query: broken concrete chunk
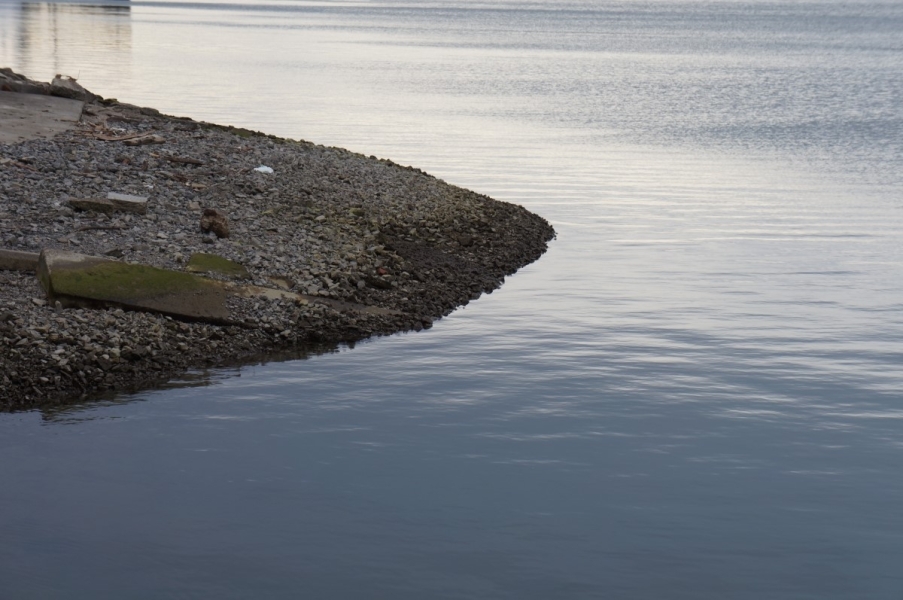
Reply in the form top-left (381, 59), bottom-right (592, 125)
top-left (106, 192), bottom-right (149, 214)
top-left (69, 198), bottom-right (116, 214)
top-left (50, 75), bottom-right (97, 102)
top-left (186, 253), bottom-right (250, 279)
top-left (0, 249), bottom-right (40, 271)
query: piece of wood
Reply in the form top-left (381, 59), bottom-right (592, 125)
top-left (165, 155), bottom-right (205, 166)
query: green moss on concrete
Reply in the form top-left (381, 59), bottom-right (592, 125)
top-left (185, 253), bottom-right (250, 279)
top-left (52, 261), bottom-right (214, 302)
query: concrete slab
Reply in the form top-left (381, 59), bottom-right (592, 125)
top-left (0, 249), bottom-right (40, 271)
top-left (0, 91), bottom-right (84, 144)
top-left (37, 249), bottom-right (402, 325)
top-left (38, 249), bottom-right (233, 323)
top-left (106, 192), bottom-right (149, 214)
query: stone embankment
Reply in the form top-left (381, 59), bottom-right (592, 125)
top-left (0, 69), bottom-right (554, 409)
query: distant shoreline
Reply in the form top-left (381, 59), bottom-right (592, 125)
top-left (0, 69), bottom-right (555, 409)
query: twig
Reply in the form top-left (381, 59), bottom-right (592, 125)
top-left (75, 225), bottom-right (126, 232)
top-left (165, 155), bottom-right (205, 166)
top-left (95, 131), bottom-right (155, 142)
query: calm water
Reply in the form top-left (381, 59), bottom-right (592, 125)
top-left (2, 0), bottom-right (903, 597)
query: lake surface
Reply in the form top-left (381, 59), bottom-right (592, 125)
top-left (2, 0), bottom-right (903, 597)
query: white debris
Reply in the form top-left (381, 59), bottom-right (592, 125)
top-left (254, 165), bottom-right (274, 174)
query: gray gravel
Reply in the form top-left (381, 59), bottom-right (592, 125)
top-left (0, 80), bottom-right (554, 409)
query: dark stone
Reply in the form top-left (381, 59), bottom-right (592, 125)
top-left (200, 208), bottom-right (230, 239)
top-left (69, 198), bottom-right (116, 214)
top-left (366, 276), bottom-right (392, 290)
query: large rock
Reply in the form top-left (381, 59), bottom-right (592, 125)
top-left (200, 208), bottom-right (230, 238)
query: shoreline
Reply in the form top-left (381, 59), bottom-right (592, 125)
top-left (0, 71), bottom-right (555, 409)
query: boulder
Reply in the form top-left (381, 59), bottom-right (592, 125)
top-left (200, 208), bottom-right (230, 238)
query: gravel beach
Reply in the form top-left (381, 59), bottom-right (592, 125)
top-left (0, 71), bottom-right (554, 409)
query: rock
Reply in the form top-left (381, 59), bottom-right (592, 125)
top-left (69, 198), bottom-right (116, 214)
top-left (50, 75), bottom-right (97, 102)
top-left (200, 208), bottom-right (230, 239)
top-left (0, 68), bottom-right (50, 94)
top-left (458, 234), bottom-right (474, 247)
top-left (366, 276), bottom-right (392, 290)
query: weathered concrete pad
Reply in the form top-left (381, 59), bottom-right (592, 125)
top-left (0, 249), bottom-right (39, 271)
top-left (0, 91), bottom-right (83, 144)
top-left (186, 253), bottom-right (250, 279)
top-left (38, 249), bottom-right (232, 323)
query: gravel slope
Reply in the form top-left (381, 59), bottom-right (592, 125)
top-left (0, 76), bottom-right (555, 409)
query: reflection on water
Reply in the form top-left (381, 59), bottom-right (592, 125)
top-left (0, 1), bottom-right (130, 82)
top-left (36, 340), bottom-right (347, 422)
top-left (2, 0), bottom-right (903, 597)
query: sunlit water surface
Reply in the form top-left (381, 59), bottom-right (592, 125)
top-left (2, 0), bottom-right (903, 597)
